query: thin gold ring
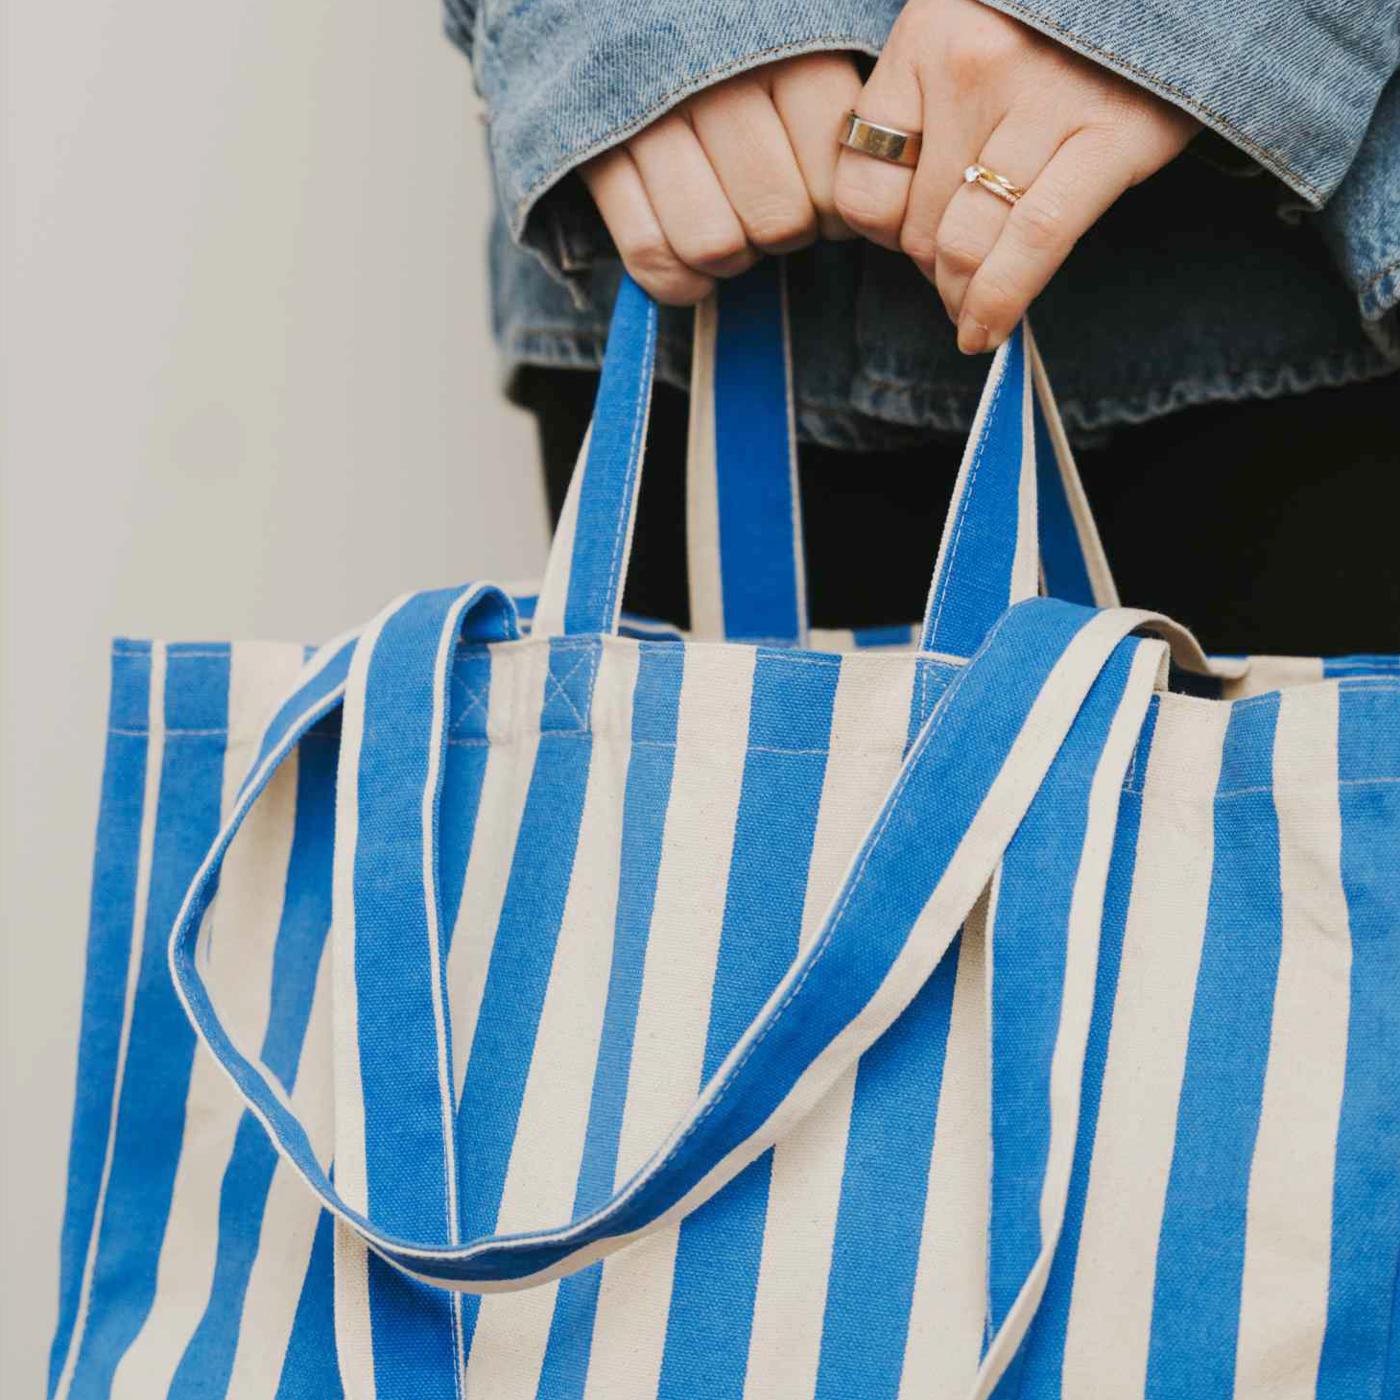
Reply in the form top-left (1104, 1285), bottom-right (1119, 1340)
top-left (840, 111), bottom-right (922, 169)
top-left (963, 162), bottom-right (1025, 206)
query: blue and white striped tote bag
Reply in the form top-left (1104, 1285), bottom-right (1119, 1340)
top-left (50, 263), bottom-right (1400, 1400)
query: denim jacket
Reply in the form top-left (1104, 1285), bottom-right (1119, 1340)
top-left (448, 0), bottom-right (1400, 445)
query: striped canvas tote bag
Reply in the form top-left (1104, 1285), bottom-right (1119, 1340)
top-left (50, 263), bottom-right (1400, 1400)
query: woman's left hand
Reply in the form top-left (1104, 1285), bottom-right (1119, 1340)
top-left (834, 0), bottom-right (1200, 353)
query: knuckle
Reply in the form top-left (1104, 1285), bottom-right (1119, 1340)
top-left (1011, 193), bottom-right (1067, 253)
top-left (619, 232), bottom-right (680, 280)
top-left (898, 221), bottom-right (939, 268)
top-left (676, 227), bottom-right (752, 274)
top-left (935, 230), bottom-right (984, 277)
top-left (966, 272), bottom-right (1019, 325)
top-left (832, 177), bottom-right (899, 238)
top-left (744, 201), bottom-right (817, 253)
top-left (649, 268), bottom-right (715, 305)
top-left (944, 25), bottom-right (1026, 91)
top-left (618, 238), bottom-right (710, 305)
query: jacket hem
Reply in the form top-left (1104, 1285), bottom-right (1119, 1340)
top-left (497, 323), bottom-right (1398, 449)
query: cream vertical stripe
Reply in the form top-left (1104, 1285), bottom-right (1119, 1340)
top-left (1010, 352), bottom-right (1040, 608)
top-left (582, 644), bottom-right (757, 1400)
top-left (897, 890), bottom-right (989, 1400)
top-left (110, 644), bottom-right (305, 1399)
top-left (1060, 696), bottom-right (1230, 1399)
top-left (1222, 655), bottom-right (1325, 700)
top-left (1234, 683), bottom-right (1351, 1399)
top-left (224, 944), bottom-right (336, 1400)
top-left (465, 644), bottom-right (640, 1399)
top-left (449, 641), bottom-right (552, 1100)
top-left (745, 655), bottom-right (915, 1400)
top-left (685, 296), bottom-right (724, 641)
top-left (52, 641), bottom-right (168, 1400)
top-left (332, 1223), bottom-right (375, 1400)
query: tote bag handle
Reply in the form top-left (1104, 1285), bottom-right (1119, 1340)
top-left (686, 268), bottom-right (1121, 640)
top-left (171, 587), bottom-right (1167, 1400)
top-left (168, 277), bottom-right (1213, 1392)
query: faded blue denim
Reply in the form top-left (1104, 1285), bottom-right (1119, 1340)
top-left (447, 0), bottom-right (1399, 444)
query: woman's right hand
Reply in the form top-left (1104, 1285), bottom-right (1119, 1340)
top-left (580, 53), bottom-right (863, 306)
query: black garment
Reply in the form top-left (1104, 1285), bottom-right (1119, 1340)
top-left (519, 366), bottom-right (1400, 657)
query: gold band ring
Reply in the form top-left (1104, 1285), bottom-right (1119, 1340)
top-left (840, 111), bottom-right (922, 168)
top-left (963, 163), bottom-right (1025, 206)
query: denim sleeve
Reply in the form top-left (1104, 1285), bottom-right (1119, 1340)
top-left (443, 0), bottom-right (480, 59)
top-left (465, 1), bottom-right (902, 275)
top-left (974, 0), bottom-right (1400, 208)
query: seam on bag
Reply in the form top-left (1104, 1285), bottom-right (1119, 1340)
top-left (544, 650), bottom-right (595, 731)
top-left (449, 680), bottom-right (490, 737)
top-left (110, 726), bottom-right (227, 738)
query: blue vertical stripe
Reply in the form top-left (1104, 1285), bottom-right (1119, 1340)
top-left (1016, 699), bottom-right (1157, 1397)
top-left (67, 644), bottom-right (231, 1400)
top-left (168, 725), bottom-right (338, 1399)
top-left (49, 644), bottom-right (153, 1396)
top-left (986, 641), bottom-right (1145, 1390)
top-left (536, 644), bottom-right (685, 1400)
top-left (713, 262), bottom-right (803, 646)
top-left (274, 1210), bottom-right (343, 1399)
top-left (1032, 397), bottom-right (1095, 607)
top-left (813, 946), bottom-right (959, 1400)
top-left (657, 650), bottom-right (840, 1400)
top-left (1144, 695), bottom-right (1282, 1397)
top-left (920, 331), bottom-right (1027, 658)
top-left (563, 277), bottom-right (655, 638)
top-left (1317, 683), bottom-right (1400, 1400)
top-left (354, 592), bottom-right (483, 1400)
top-left (852, 623), bottom-right (916, 649)
top-left (455, 637), bottom-right (601, 1359)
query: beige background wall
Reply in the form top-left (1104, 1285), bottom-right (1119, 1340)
top-left (0, 1), bottom-right (544, 1390)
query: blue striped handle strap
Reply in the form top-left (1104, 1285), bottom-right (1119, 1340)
top-left (533, 264), bottom-right (807, 648)
top-left (686, 259), bottom-right (807, 646)
top-left (170, 589), bottom-right (1178, 1395)
top-left (536, 266), bottom-right (1127, 660)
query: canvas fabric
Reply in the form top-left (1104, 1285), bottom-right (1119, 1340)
top-left (50, 265), bottom-right (1400, 1400)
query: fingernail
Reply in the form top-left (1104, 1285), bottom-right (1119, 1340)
top-left (958, 317), bottom-right (989, 355)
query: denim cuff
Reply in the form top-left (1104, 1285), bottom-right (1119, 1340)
top-left (469, 0), bottom-right (903, 281)
top-left (1320, 71), bottom-right (1400, 348)
top-left (973, 0), bottom-right (1400, 208)
top-left (443, 0), bottom-right (480, 61)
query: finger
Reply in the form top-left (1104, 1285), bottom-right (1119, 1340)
top-left (960, 126), bottom-right (1133, 352)
top-left (628, 111), bottom-right (757, 279)
top-left (932, 112), bottom-right (1069, 325)
top-left (769, 53), bottom-right (864, 240)
top-left (580, 149), bottom-right (715, 305)
top-left (688, 73), bottom-right (817, 254)
top-left (895, 59), bottom-right (1003, 290)
top-left (832, 46), bottom-right (923, 248)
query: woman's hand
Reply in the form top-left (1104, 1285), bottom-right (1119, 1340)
top-left (580, 53), bottom-right (863, 306)
top-left (833, 0), bottom-right (1199, 352)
